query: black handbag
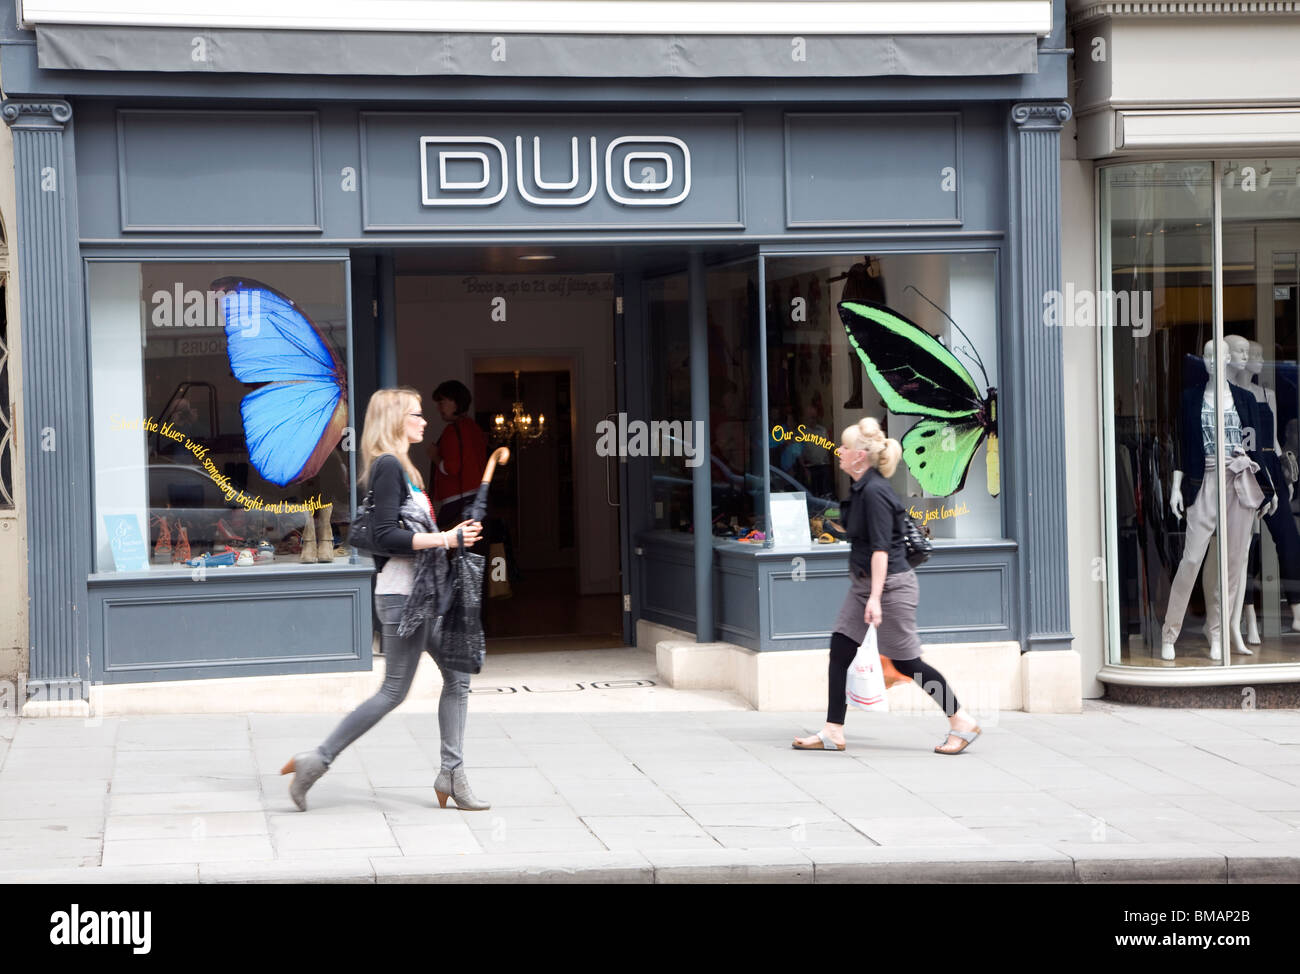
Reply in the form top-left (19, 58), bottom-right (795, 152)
top-left (898, 507), bottom-right (933, 568)
top-left (430, 529), bottom-right (486, 675)
top-left (345, 486), bottom-right (382, 554)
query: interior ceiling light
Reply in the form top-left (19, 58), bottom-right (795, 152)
top-left (1223, 163), bottom-right (1237, 189)
top-left (1261, 163), bottom-right (1273, 189)
top-left (518, 254), bottom-right (557, 261)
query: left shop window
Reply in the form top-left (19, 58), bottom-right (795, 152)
top-left (89, 261), bottom-right (351, 573)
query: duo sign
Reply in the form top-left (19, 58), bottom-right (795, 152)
top-left (420, 134), bottom-right (692, 208)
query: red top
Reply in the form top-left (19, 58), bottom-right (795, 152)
top-left (433, 415), bottom-right (488, 505)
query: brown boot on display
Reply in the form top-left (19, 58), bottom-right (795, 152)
top-left (300, 509), bottom-right (317, 564)
top-left (314, 503), bottom-right (334, 563)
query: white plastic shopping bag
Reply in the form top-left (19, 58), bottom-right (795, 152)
top-left (846, 626), bottom-right (890, 712)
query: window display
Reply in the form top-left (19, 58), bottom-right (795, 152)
top-left (89, 260), bottom-right (352, 573)
top-left (766, 252), bottom-right (1001, 546)
top-left (1103, 159), bottom-right (1300, 667)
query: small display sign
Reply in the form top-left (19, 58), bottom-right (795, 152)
top-left (103, 513), bottom-right (149, 572)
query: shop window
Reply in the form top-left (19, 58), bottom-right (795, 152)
top-left (1102, 159), bottom-right (1300, 669)
top-left (765, 252), bottom-right (1001, 545)
top-left (88, 261), bottom-right (352, 573)
top-left (647, 273), bottom-right (691, 532)
top-left (706, 259), bottom-right (763, 539)
top-left (0, 281), bottom-right (12, 509)
top-left (646, 262), bottom-right (763, 539)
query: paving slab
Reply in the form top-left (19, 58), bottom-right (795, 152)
top-left (474, 826), bottom-right (606, 854)
top-left (543, 776), bottom-right (682, 817)
top-left (581, 815), bottom-right (719, 850)
top-left (105, 811), bottom-right (268, 843)
top-left (107, 790), bottom-right (265, 817)
top-left (101, 834), bottom-right (275, 867)
top-left (847, 816), bottom-right (991, 846)
top-left (390, 824), bottom-right (484, 856)
top-left (703, 821), bottom-right (873, 849)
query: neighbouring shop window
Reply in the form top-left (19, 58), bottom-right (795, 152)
top-left (765, 252), bottom-right (1001, 545)
top-left (1103, 159), bottom-right (1300, 669)
top-left (0, 281), bottom-right (12, 509)
top-left (88, 261), bottom-right (351, 573)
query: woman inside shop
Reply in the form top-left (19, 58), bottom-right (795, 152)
top-left (280, 387), bottom-right (488, 811)
top-left (793, 416), bottom-right (982, 754)
top-left (426, 379), bottom-right (488, 528)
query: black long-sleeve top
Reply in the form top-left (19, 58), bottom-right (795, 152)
top-left (367, 454), bottom-right (423, 572)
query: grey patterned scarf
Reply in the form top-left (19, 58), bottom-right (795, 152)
top-left (396, 484), bottom-right (452, 638)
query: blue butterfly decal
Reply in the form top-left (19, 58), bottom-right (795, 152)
top-left (213, 277), bottom-right (348, 487)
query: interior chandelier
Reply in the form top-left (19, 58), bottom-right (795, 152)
top-left (491, 370), bottom-right (547, 445)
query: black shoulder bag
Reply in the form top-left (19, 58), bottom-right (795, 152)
top-left (897, 504), bottom-right (933, 568)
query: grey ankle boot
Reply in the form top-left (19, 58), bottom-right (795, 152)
top-left (281, 749), bottom-right (328, 811)
top-left (434, 766), bottom-right (490, 811)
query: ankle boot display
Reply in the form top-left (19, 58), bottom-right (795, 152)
top-left (171, 520), bottom-right (191, 564)
top-left (314, 503), bottom-right (334, 563)
top-left (300, 509), bottom-right (317, 564)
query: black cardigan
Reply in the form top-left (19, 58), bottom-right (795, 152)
top-left (366, 454), bottom-right (423, 572)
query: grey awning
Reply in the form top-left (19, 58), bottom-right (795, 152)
top-left (36, 26), bottom-right (1038, 77)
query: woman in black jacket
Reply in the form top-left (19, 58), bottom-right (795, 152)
top-left (281, 387), bottom-right (486, 811)
top-left (794, 416), bottom-right (981, 754)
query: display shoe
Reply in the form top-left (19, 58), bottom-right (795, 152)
top-left (171, 520), bottom-right (191, 564)
top-left (434, 766), bottom-right (491, 811)
top-left (280, 749), bottom-right (328, 812)
top-left (254, 541), bottom-right (276, 564)
top-left (299, 509), bottom-right (317, 564)
top-left (235, 548), bottom-right (255, 567)
top-left (151, 515), bottom-right (172, 563)
top-left (314, 503), bottom-right (334, 563)
top-left (216, 518), bottom-right (246, 546)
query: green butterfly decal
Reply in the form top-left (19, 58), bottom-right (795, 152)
top-left (837, 297), bottom-right (999, 498)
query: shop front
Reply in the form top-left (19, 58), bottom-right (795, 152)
top-left (2, 0), bottom-right (1080, 711)
top-left (1069, 3), bottom-right (1300, 702)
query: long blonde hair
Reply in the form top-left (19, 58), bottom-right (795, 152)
top-left (360, 387), bottom-right (425, 488)
top-left (842, 416), bottom-right (902, 478)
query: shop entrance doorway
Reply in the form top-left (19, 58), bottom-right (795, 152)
top-left (376, 250), bottom-right (625, 651)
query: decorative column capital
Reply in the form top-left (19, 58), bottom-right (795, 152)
top-left (2, 100), bottom-right (72, 131)
top-left (1011, 101), bottom-right (1072, 131)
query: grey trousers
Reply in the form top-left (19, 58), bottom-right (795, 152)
top-left (1162, 462), bottom-right (1258, 646)
top-left (318, 593), bottom-right (471, 772)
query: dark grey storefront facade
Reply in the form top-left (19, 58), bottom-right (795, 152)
top-left (1, 2), bottom-right (1075, 699)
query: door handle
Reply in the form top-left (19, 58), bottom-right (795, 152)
top-left (604, 411), bottom-right (620, 508)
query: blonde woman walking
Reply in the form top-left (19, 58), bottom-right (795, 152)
top-left (793, 417), bottom-right (981, 754)
top-left (281, 387), bottom-right (487, 810)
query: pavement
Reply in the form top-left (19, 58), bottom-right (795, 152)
top-left (2, 697), bottom-right (1300, 883)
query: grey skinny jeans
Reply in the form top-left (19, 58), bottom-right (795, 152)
top-left (318, 593), bottom-right (471, 772)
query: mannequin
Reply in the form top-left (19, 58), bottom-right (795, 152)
top-left (1240, 339), bottom-right (1300, 636)
top-left (1162, 339), bottom-right (1275, 661)
top-left (1200, 336), bottom-right (1270, 654)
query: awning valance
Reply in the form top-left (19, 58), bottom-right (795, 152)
top-left (35, 26), bottom-right (1039, 77)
